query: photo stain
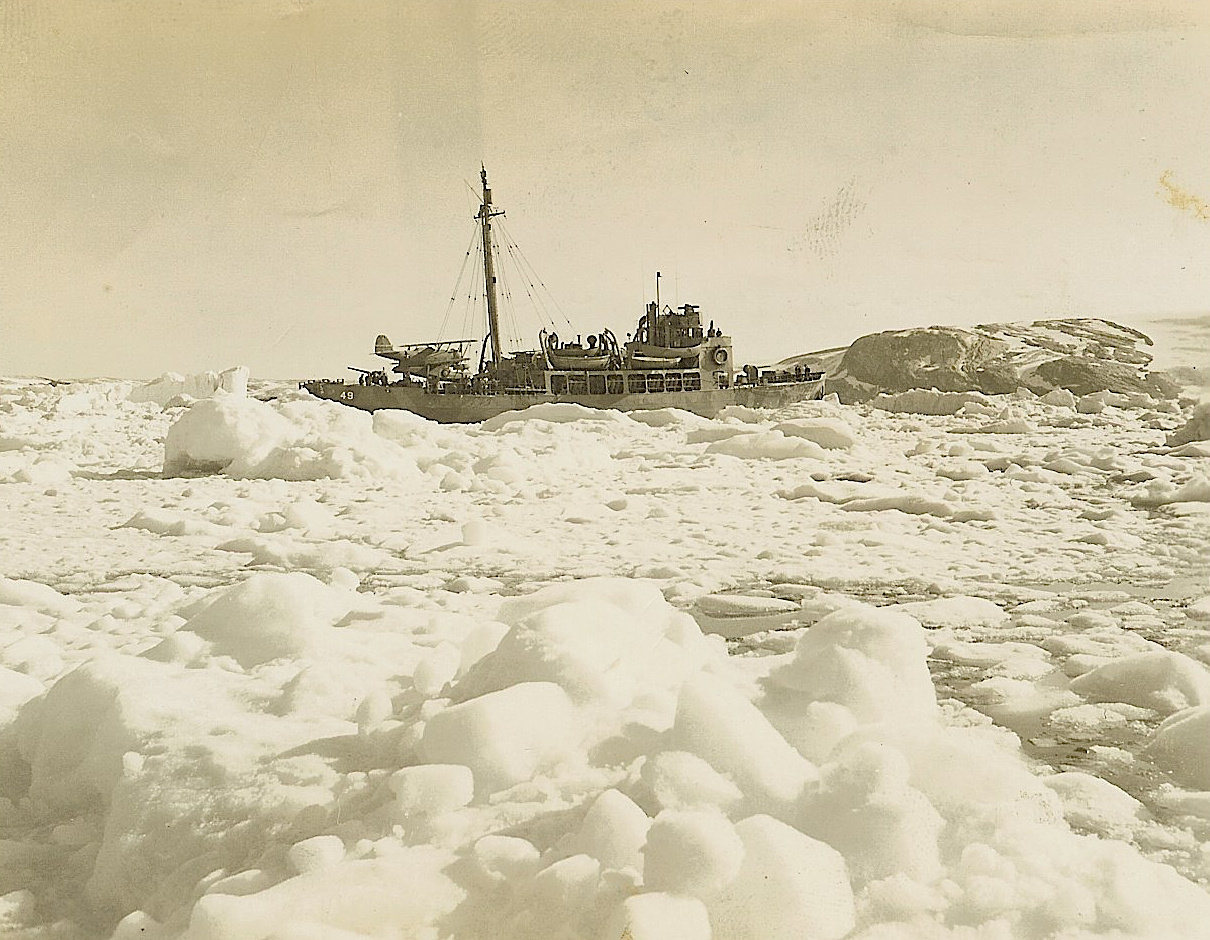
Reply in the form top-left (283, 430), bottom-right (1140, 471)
top-left (1159, 170), bottom-right (1210, 222)
top-left (796, 176), bottom-right (867, 264)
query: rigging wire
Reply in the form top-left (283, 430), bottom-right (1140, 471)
top-left (498, 232), bottom-right (553, 331)
top-left (461, 238), bottom-right (484, 343)
top-left (433, 212), bottom-right (584, 357)
top-left (490, 239), bottom-right (526, 351)
top-left (495, 219), bottom-right (576, 334)
top-left (436, 224), bottom-right (483, 341)
top-left (463, 178), bottom-right (483, 212)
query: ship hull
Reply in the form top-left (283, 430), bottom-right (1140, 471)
top-left (302, 377), bottom-right (826, 423)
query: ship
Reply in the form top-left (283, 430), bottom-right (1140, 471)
top-left (301, 169), bottom-right (826, 423)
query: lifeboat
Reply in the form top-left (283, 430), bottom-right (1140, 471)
top-left (543, 330), bottom-right (616, 371)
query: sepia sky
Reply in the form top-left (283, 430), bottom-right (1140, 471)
top-left (2, 0), bottom-right (1208, 378)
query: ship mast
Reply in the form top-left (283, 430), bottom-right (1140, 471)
top-left (478, 166), bottom-right (504, 365)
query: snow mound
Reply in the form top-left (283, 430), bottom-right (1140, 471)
top-left (1129, 473), bottom-right (1210, 507)
top-left (633, 751), bottom-right (744, 814)
top-left (0, 577), bottom-right (80, 615)
top-left (641, 807), bottom-right (742, 895)
top-left (481, 402), bottom-right (635, 430)
top-left (0, 454), bottom-right (77, 485)
top-left (163, 396), bottom-right (424, 480)
top-left (895, 595), bottom-right (1010, 629)
top-left (669, 675), bottom-right (817, 816)
top-left (765, 604), bottom-right (938, 730)
top-left (716, 404), bottom-right (765, 423)
top-left (452, 578), bottom-right (716, 713)
top-left (1042, 387), bottom-right (1078, 409)
top-left (604, 892), bottom-right (711, 940)
top-left (180, 572), bottom-right (355, 667)
top-left (800, 739), bottom-right (946, 883)
top-left (1168, 401), bottom-right (1210, 447)
top-left (773, 417), bottom-right (857, 449)
top-left (129, 366), bottom-right (249, 406)
top-left (1146, 706), bottom-right (1210, 789)
top-left (565, 788), bottom-right (650, 870)
top-left (710, 814), bottom-right (854, 940)
top-left (1042, 770), bottom-right (1146, 838)
top-left (627, 408), bottom-right (713, 429)
top-left (422, 681), bottom-right (579, 794)
top-left (174, 850), bottom-right (462, 940)
top-left (839, 492), bottom-right (956, 517)
top-left (704, 430), bottom-right (826, 460)
top-left (871, 389), bottom-right (990, 415)
top-left (1069, 650), bottom-right (1210, 714)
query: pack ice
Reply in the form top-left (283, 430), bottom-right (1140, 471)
top-left (1, 362), bottom-right (1209, 940)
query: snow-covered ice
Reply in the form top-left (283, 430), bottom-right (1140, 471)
top-left (1, 371), bottom-right (1209, 939)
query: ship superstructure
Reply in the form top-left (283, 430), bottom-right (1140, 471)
top-left (303, 169), bottom-right (825, 422)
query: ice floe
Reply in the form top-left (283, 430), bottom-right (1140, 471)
top-left (0, 370), bottom-right (1208, 939)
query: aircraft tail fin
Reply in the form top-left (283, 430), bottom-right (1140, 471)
top-left (374, 334), bottom-right (394, 355)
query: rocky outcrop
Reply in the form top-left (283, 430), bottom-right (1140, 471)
top-left (838, 327), bottom-right (1015, 396)
top-left (784, 319), bottom-right (1179, 404)
top-left (1033, 356), bottom-right (1175, 398)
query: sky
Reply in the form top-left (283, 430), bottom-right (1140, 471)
top-left (2, 0), bottom-right (1208, 378)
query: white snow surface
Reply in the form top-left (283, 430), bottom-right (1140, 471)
top-left (1, 374), bottom-right (1209, 939)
